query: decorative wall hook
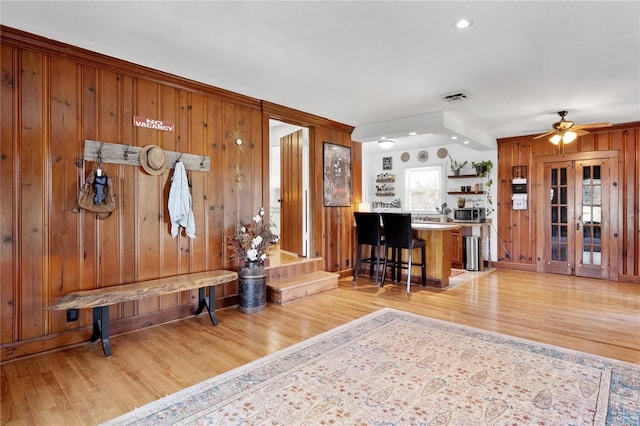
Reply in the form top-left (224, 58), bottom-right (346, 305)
top-left (83, 140), bottom-right (211, 172)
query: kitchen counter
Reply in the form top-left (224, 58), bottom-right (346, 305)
top-left (411, 221), bottom-right (491, 272)
top-left (409, 224), bottom-right (460, 288)
top-left (410, 222), bottom-right (461, 231)
top-left (354, 219), bottom-right (476, 289)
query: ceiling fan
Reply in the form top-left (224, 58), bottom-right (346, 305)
top-left (533, 111), bottom-right (611, 145)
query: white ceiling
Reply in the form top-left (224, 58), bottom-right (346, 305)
top-left (2, 1), bottom-right (638, 152)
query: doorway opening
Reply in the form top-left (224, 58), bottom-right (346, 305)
top-left (269, 119), bottom-right (310, 257)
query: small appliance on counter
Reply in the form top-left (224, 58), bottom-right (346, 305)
top-left (454, 207), bottom-right (486, 223)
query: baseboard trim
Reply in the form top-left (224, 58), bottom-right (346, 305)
top-left (493, 261), bottom-right (536, 272)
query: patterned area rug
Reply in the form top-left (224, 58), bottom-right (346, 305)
top-left (105, 308), bottom-right (639, 425)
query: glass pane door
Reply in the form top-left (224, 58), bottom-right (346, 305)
top-left (581, 165), bottom-right (601, 265)
top-left (550, 167), bottom-right (568, 262)
top-left (543, 159), bottom-right (609, 279)
top-left (576, 160), bottom-right (609, 279)
top-left (544, 162), bottom-right (574, 275)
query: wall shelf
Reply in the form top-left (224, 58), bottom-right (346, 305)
top-left (448, 191), bottom-right (486, 195)
top-left (375, 193), bottom-right (395, 197)
top-left (448, 174), bottom-right (479, 179)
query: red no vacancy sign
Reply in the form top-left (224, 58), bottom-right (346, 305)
top-left (133, 116), bottom-right (175, 132)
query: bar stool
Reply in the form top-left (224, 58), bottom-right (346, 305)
top-left (380, 213), bottom-right (426, 293)
top-left (353, 212), bottom-right (385, 285)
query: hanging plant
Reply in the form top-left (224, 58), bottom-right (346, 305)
top-left (472, 160), bottom-right (494, 215)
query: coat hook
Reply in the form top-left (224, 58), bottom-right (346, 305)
top-left (200, 156), bottom-right (205, 169)
top-left (176, 153), bottom-right (183, 164)
top-left (96, 142), bottom-right (104, 161)
top-left (123, 145), bottom-right (129, 160)
top-left (96, 142), bottom-right (104, 176)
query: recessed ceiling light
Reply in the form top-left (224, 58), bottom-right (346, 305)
top-left (463, 141), bottom-right (470, 144)
top-left (454, 18), bottom-right (473, 29)
top-left (451, 136), bottom-right (458, 140)
top-left (408, 131), bottom-right (417, 136)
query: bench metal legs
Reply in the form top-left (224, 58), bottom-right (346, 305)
top-left (91, 306), bottom-right (112, 357)
top-left (88, 286), bottom-right (218, 357)
top-left (194, 286), bottom-right (218, 326)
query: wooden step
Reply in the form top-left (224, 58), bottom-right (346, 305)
top-left (263, 247), bottom-right (321, 278)
top-left (267, 271), bottom-right (339, 304)
top-left (265, 255), bottom-right (322, 281)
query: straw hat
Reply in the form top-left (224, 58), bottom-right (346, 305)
top-left (139, 145), bottom-right (167, 175)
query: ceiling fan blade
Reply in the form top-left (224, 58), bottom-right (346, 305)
top-left (573, 122), bottom-right (612, 130)
top-left (574, 129), bottom-right (589, 136)
top-left (533, 130), bottom-right (556, 139)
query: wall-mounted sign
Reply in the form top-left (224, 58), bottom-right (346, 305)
top-left (133, 116), bottom-right (175, 132)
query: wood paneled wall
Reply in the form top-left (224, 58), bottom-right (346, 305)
top-left (495, 123), bottom-right (640, 283)
top-left (0, 27), bottom-right (358, 361)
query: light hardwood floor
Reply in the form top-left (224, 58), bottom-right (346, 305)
top-left (1, 269), bottom-right (639, 425)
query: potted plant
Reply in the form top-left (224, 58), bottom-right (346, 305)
top-left (436, 202), bottom-right (451, 222)
top-left (472, 160), bottom-right (493, 177)
top-left (448, 154), bottom-right (467, 176)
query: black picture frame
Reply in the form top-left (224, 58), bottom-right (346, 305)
top-left (382, 156), bottom-right (392, 170)
top-left (323, 142), bottom-right (352, 207)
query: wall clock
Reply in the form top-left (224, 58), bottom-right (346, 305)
top-left (417, 150), bottom-right (428, 162)
top-left (437, 147), bottom-right (448, 159)
top-left (400, 152), bottom-right (410, 162)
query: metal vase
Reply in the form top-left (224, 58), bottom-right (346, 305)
top-left (238, 260), bottom-right (267, 313)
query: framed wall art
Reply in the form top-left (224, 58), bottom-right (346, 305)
top-left (323, 142), bottom-right (352, 207)
top-left (382, 156), bottom-right (392, 170)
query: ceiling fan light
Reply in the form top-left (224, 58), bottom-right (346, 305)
top-left (378, 139), bottom-right (395, 149)
top-left (563, 131), bottom-right (577, 143)
top-left (549, 134), bottom-right (562, 145)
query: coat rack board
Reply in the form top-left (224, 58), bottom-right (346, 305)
top-left (83, 140), bottom-right (211, 172)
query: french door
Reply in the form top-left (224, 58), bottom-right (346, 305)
top-left (543, 159), bottom-right (610, 279)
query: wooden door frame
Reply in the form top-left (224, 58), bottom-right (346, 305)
top-left (535, 150), bottom-right (620, 280)
top-left (263, 113), bottom-right (317, 258)
top-left (279, 129), bottom-right (305, 255)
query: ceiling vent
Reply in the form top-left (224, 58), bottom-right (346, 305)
top-left (441, 91), bottom-right (471, 103)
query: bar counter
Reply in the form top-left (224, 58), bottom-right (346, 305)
top-left (409, 222), bottom-right (461, 288)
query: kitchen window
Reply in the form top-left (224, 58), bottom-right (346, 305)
top-left (405, 165), bottom-right (444, 212)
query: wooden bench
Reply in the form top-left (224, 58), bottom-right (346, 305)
top-left (44, 270), bottom-right (238, 357)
